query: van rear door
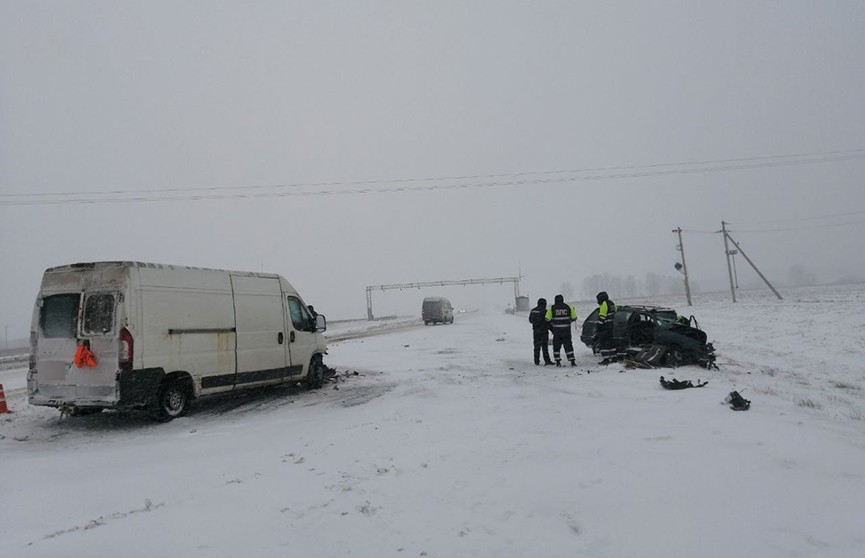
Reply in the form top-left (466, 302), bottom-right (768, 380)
top-left (34, 291), bottom-right (121, 407)
top-left (230, 275), bottom-right (288, 386)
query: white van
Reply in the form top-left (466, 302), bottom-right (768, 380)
top-left (28, 261), bottom-right (328, 421)
top-left (422, 296), bottom-right (454, 325)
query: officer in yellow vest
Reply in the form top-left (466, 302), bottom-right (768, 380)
top-left (595, 291), bottom-right (617, 354)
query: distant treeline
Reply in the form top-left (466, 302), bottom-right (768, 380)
top-left (576, 273), bottom-right (693, 300)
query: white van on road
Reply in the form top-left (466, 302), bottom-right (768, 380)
top-left (28, 261), bottom-right (327, 421)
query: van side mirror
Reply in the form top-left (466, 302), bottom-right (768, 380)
top-left (315, 314), bottom-right (326, 333)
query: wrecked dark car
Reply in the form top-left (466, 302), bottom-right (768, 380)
top-left (580, 305), bottom-right (717, 369)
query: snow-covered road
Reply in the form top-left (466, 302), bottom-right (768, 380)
top-left (1, 285), bottom-right (864, 558)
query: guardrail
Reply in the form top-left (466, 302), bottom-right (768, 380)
top-left (0, 352), bottom-right (29, 370)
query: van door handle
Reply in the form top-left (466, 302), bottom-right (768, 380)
top-left (278, 332), bottom-right (284, 344)
top-left (290, 331), bottom-right (295, 343)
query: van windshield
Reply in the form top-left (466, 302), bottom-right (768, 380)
top-left (40, 294), bottom-right (80, 338)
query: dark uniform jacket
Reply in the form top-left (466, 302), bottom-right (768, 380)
top-left (529, 306), bottom-right (550, 331)
top-left (545, 302), bottom-right (577, 335)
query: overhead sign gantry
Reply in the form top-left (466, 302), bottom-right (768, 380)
top-left (365, 276), bottom-right (521, 320)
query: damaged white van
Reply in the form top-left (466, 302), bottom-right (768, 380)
top-left (28, 261), bottom-right (328, 421)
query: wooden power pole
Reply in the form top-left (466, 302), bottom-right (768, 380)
top-left (721, 221), bottom-right (737, 302)
top-left (720, 221), bottom-right (783, 301)
top-left (673, 227), bottom-right (692, 306)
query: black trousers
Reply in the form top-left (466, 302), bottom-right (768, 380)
top-left (533, 328), bottom-right (552, 364)
top-left (552, 332), bottom-right (575, 363)
top-left (596, 321), bottom-right (615, 353)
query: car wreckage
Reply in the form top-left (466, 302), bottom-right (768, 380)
top-left (580, 305), bottom-right (717, 370)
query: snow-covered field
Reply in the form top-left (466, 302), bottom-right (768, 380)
top-left (1, 285), bottom-right (864, 558)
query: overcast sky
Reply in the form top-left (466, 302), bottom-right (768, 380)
top-left (2, 1), bottom-right (864, 340)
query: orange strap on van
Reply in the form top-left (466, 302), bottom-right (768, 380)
top-left (73, 345), bottom-right (98, 368)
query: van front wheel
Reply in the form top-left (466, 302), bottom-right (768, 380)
top-left (152, 380), bottom-right (190, 421)
top-left (306, 355), bottom-right (325, 390)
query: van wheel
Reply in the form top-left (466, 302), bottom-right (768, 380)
top-left (306, 355), bottom-right (325, 390)
top-left (152, 380), bottom-right (190, 421)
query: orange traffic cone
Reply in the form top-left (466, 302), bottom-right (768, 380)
top-left (0, 384), bottom-right (11, 414)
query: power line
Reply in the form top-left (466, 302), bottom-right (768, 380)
top-left (3, 147), bottom-right (862, 200)
top-left (2, 149), bottom-right (864, 206)
top-left (728, 219), bottom-right (865, 233)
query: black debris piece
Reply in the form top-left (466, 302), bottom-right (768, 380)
top-left (725, 391), bottom-right (751, 411)
top-left (659, 376), bottom-right (709, 390)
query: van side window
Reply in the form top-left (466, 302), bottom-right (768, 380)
top-left (40, 294), bottom-right (80, 338)
top-left (82, 293), bottom-right (116, 335)
top-left (286, 297), bottom-right (310, 331)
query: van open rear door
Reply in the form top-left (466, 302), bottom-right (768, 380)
top-left (32, 291), bottom-right (122, 408)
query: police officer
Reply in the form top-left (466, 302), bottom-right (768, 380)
top-left (595, 291), bottom-right (617, 355)
top-left (545, 294), bottom-right (578, 366)
top-left (596, 292), bottom-right (616, 325)
top-left (528, 298), bottom-right (554, 365)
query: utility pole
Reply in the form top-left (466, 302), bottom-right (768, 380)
top-left (672, 227), bottom-right (692, 306)
top-left (723, 230), bottom-right (783, 300)
top-left (730, 249), bottom-right (739, 288)
top-left (721, 221), bottom-right (737, 302)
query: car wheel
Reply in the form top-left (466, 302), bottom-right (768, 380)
top-left (152, 380), bottom-right (190, 421)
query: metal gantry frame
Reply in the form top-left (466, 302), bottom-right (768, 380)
top-left (366, 276), bottom-right (521, 320)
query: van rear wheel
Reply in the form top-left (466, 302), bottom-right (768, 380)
top-left (152, 380), bottom-right (190, 421)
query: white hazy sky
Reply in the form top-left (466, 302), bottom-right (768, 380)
top-left (2, 1), bottom-right (864, 339)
